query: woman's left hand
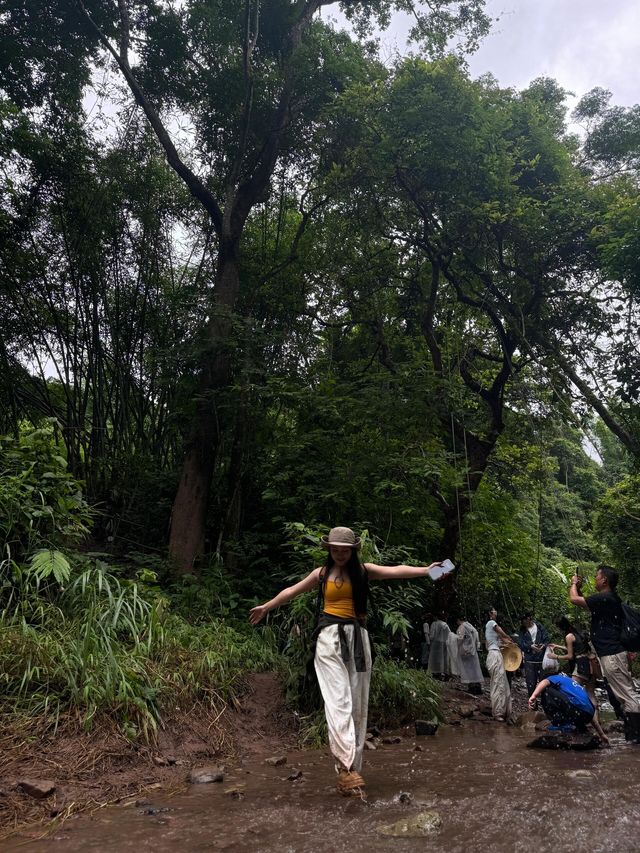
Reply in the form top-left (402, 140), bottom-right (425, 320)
top-left (249, 604), bottom-right (269, 625)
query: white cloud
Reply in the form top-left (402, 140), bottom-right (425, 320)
top-left (327, 0), bottom-right (640, 106)
top-left (465, 0), bottom-right (640, 105)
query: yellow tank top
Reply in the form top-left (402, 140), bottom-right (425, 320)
top-left (323, 576), bottom-right (355, 619)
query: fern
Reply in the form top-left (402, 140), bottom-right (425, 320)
top-left (29, 549), bottom-right (71, 586)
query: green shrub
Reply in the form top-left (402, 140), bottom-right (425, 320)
top-left (0, 551), bottom-right (280, 739)
top-left (0, 423), bottom-right (92, 564)
top-left (368, 658), bottom-right (441, 728)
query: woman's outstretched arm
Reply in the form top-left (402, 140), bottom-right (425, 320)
top-left (249, 567), bottom-right (322, 625)
top-left (365, 562), bottom-right (442, 581)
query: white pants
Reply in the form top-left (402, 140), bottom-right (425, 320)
top-left (314, 624), bottom-right (372, 772)
top-left (487, 649), bottom-right (512, 719)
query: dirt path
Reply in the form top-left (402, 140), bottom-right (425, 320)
top-left (0, 673), bottom-right (298, 838)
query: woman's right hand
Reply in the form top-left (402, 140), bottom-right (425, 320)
top-left (249, 604), bottom-right (269, 625)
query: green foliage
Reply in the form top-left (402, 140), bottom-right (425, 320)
top-left (368, 659), bottom-right (441, 728)
top-left (3, 0), bottom-right (640, 750)
top-left (0, 426), bottom-right (278, 738)
top-left (0, 423), bottom-right (93, 562)
top-left (382, 610), bottom-right (412, 640)
top-left (29, 549), bottom-right (71, 586)
top-left (0, 552), bottom-right (278, 738)
top-left (593, 475), bottom-right (640, 599)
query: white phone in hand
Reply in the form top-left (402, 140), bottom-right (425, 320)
top-left (430, 558), bottom-right (455, 580)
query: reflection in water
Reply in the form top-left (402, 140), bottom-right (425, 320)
top-left (6, 723), bottom-right (639, 853)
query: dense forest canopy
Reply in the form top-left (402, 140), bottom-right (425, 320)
top-left (2, 0), bottom-right (640, 628)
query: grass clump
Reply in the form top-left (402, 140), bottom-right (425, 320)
top-left (369, 658), bottom-right (441, 727)
top-left (0, 558), bottom-right (279, 740)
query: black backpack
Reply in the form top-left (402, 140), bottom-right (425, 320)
top-left (620, 602), bottom-right (640, 652)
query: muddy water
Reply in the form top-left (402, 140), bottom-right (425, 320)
top-left (7, 723), bottom-right (640, 853)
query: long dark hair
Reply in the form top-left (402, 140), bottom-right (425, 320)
top-left (324, 550), bottom-right (369, 617)
top-left (556, 615), bottom-right (589, 645)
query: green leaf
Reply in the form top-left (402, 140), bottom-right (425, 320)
top-left (29, 549), bottom-right (71, 586)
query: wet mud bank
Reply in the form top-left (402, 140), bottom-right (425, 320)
top-left (0, 673), bottom-right (299, 837)
top-left (5, 716), bottom-right (638, 853)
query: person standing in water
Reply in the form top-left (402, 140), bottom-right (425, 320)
top-left (456, 616), bottom-right (484, 694)
top-left (249, 526), bottom-right (443, 798)
top-left (517, 613), bottom-right (549, 698)
top-left (428, 612), bottom-right (452, 680)
top-left (570, 567), bottom-right (640, 717)
top-left (485, 607), bottom-right (516, 721)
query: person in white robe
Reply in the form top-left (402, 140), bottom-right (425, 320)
top-left (456, 616), bottom-right (484, 692)
top-left (448, 627), bottom-right (460, 678)
top-left (420, 613), bottom-right (433, 667)
top-left (428, 614), bottom-right (451, 679)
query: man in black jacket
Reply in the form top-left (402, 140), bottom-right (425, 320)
top-left (518, 613), bottom-right (550, 697)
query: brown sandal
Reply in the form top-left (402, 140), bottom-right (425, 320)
top-left (337, 770), bottom-right (366, 799)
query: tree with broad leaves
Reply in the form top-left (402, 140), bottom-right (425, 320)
top-left (5, 0), bottom-right (489, 571)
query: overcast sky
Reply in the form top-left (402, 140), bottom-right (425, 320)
top-left (329, 0), bottom-right (640, 110)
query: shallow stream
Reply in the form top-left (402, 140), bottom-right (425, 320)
top-left (6, 722), bottom-right (639, 853)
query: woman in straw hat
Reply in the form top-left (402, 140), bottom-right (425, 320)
top-left (249, 526), bottom-right (444, 798)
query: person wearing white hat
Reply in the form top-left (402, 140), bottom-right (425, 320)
top-left (250, 526), bottom-right (445, 797)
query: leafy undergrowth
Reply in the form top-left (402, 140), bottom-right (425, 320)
top-left (0, 562), bottom-right (279, 741)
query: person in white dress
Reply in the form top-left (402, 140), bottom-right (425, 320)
top-left (428, 613), bottom-right (452, 679)
top-left (456, 616), bottom-right (484, 693)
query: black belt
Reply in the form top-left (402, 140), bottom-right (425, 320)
top-left (312, 613), bottom-right (368, 672)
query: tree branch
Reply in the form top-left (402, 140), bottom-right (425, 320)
top-left (74, 0), bottom-right (224, 234)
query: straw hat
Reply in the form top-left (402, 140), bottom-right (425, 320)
top-left (320, 526), bottom-right (361, 550)
top-left (501, 644), bottom-right (523, 672)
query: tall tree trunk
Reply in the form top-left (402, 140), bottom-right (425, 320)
top-left (168, 239), bottom-right (241, 572)
top-left (435, 429), bottom-right (502, 613)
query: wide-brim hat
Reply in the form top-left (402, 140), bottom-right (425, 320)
top-left (501, 645), bottom-right (523, 672)
top-left (320, 526), bottom-right (361, 550)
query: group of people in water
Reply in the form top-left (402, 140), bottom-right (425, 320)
top-left (426, 571), bottom-right (640, 743)
top-left (250, 528), bottom-right (640, 798)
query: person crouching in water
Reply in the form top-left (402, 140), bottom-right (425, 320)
top-left (249, 526), bottom-right (443, 798)
top-left (528, 673), bottom-right (609, 745)
top-left (485, 607), bottom-right (517, 721)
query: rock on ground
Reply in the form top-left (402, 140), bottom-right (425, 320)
top-left (17, 780), bottom-right (56, 800)
top-left (188, 766), bottom-right (224, 784)
top-left (378, 811), bottom-right (442, 837)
